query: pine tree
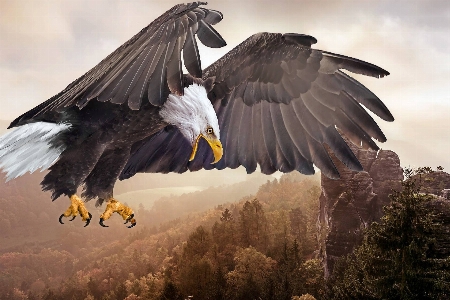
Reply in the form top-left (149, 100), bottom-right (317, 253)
top-left (159, 280), bottom-right (182, 300)
top-left (220, 208), bottom-right (233, 222)
top-left (239, 199), bottom-right (268, 251)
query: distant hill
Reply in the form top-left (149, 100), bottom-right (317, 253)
top-left (141, 174), bottom-right (274, 224)
top-left (115, 172), bottom-right (278, 212)
top-left (116, 186), bottom-right (205, 209)
top-left (114, 168), bottom-right (273, 195)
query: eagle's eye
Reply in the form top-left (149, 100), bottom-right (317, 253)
top-left (206, 127), bottom-right (214, 135)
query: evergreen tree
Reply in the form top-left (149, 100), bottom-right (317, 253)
top-left (220, 208), bottom-right (233, 222)
top-left (159, 280), bottom-right (182, 300)
top-left (239, 199), bottom-right (268, 251)
top-left (178, 226), bottom-right (215, 299)
top-left (226, 247), bottom-right (276, 300)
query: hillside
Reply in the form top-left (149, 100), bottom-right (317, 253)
top-left (0, 173), bottom-right (322, 299)
top-left (114, 171), bottom-right (272, 211)
top-left (114, 168), bottom-right (271, 195)
top-left (115, 186), bottom-right (204, 209)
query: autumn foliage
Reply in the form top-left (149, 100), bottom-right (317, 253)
top-left (0, 172), bottom-right (322, 299)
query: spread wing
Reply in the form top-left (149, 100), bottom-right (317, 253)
top-left (120, 32), bottom-right (393, 180)
top-left (9, 2), bottom-right (225, 128)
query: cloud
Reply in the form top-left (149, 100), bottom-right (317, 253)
top-left (0, 1), bottom-right (74, 64)
top-left (381, 102), bottom-right (450, 169)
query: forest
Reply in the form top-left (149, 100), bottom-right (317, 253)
top-left (0, 168), bottom-right (450, 299)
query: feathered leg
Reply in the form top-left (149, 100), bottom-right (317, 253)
top-left (43, 131), bottom-right (106, 227)
top-left (82, 146), bottom-right (136, 228)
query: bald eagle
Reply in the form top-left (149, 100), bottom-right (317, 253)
top-left (0, 2), bottom-right (392, 228)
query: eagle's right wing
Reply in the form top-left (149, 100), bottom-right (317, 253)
top-left (202, 32), bottom-right (392, 178)
top-left (121, 32), bottom-right (393, 179)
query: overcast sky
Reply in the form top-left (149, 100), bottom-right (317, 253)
top-left (0, 0), bottom-right (449, 177)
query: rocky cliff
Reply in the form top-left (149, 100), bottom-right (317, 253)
top-left (426, 198), bottom-right (450, 259)
top-left (413, 171), bottom-right (450, 259)
top-left (318, 140), bottom-right (450, 277)
top-left (318, 143), bottom-right (403, 277)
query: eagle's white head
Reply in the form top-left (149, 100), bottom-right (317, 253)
top-left (159, 82), bottom-right (223, 163)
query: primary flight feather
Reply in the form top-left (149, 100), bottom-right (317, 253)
top-left (0, 2), bottom-right (392, 228)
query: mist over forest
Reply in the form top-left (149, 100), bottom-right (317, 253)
top-left (0, 116), bottom-right (449, 299)
top-left (1, 170), bottom-right (325, 299)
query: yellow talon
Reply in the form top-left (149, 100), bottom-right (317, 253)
top-left (99, 198), bottom-right (136, 228)
top-left (59, 195), bottom-right (92, 227)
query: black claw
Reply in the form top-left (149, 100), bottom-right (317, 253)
top-left (59, 214), bottom-right (65, 224)
top-left (127, 221), bottom-right (136, 229)
top-left (124, 214), bottom-right (134, 224)
top-left (99, 217), bottom-right (109, 227)
top-left (84, 218), bottom-right (90, 227)
top-left (69, 216), bottom-right (76, 221)
top-left (84, 213), bottom-right (92, 227)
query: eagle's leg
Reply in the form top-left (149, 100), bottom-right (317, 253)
top-left (41, 130), bottom-right (107, 227)
top-left (81, 146), bottom-right (135, 228)
top-left (99, 198), bottom-right (136, 228)
top-left (59, 195), bottom-right (92, 227)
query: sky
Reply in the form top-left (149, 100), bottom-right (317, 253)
top-left (0, 0), bottom-right (449, 184)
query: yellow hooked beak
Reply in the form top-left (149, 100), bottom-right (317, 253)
top-left (189, 134), bottom-right (223, 164)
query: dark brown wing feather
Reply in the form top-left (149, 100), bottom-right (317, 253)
top-left (202, 32), bottom-right (392, 178)
top-left (9, 2), bottom-right (226, 128)
top-left (121, 32), bottom-right (392, 179)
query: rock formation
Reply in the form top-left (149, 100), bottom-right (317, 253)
top-left (318, 139), bottom-right (450, 278)
top-left (318, 143), bottom-right (403, 277)
top-left (413, 171), bottom-right (450, 259)
top-left (426, 198), bottom-right (450, 259)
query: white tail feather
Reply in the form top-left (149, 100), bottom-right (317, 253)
top-left (0, 122), bottom-right (71, 181)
